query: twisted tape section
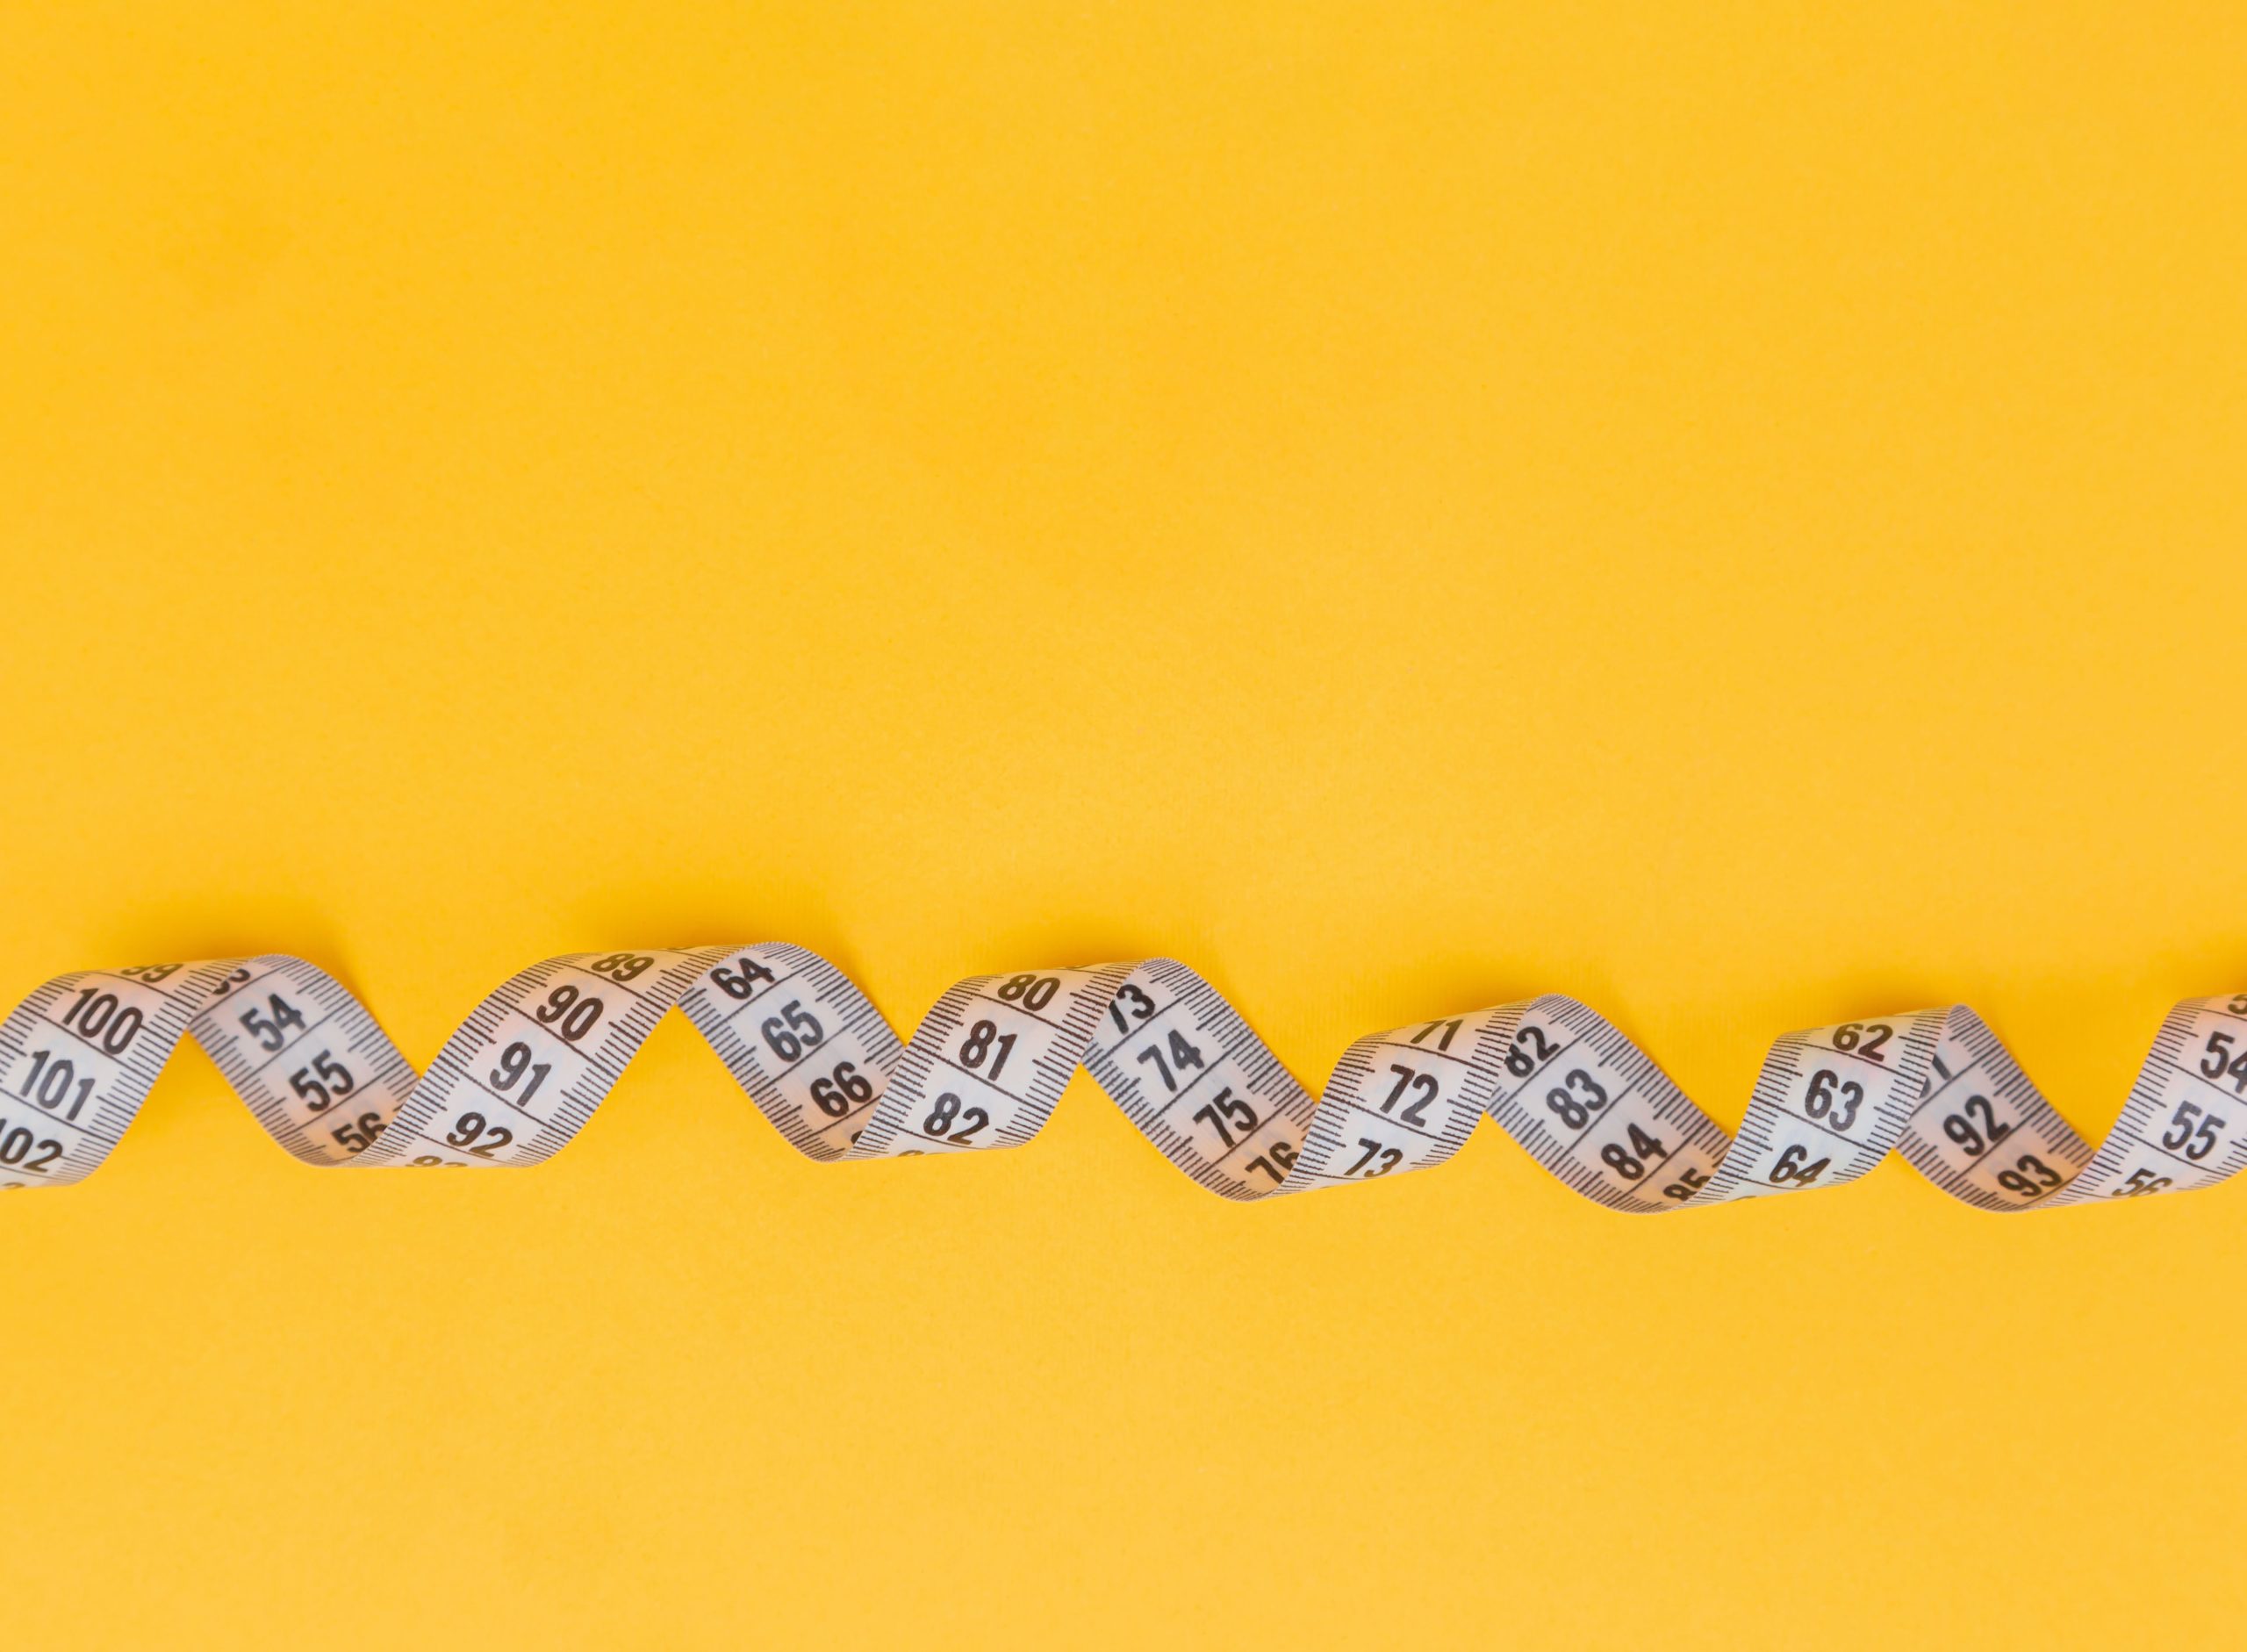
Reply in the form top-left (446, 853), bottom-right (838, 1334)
top-left (1, 947), bottom-right (2241, 1209)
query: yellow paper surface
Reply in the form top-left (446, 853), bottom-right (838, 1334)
top-left (4, 4), bottom-right (2244, 1646)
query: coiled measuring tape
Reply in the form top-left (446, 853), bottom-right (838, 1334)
top-left (1, 947), bottom-right (2242, 1209)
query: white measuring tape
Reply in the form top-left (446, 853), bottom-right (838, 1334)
top-left (1, 948), bottom-right (2242, 1208)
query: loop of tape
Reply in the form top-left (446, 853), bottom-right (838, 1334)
top-left (2, 947), bottom-right (2240, 1208)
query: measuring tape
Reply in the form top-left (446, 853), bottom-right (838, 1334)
top-left (2, 947), bottom-right (2242, 1208)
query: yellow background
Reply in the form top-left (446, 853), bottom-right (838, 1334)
top-left (4, 3), bottom-right (2243, 1646)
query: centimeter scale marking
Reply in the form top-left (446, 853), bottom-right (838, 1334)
top-left (0, 945), bottom-right (2241, 1214)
